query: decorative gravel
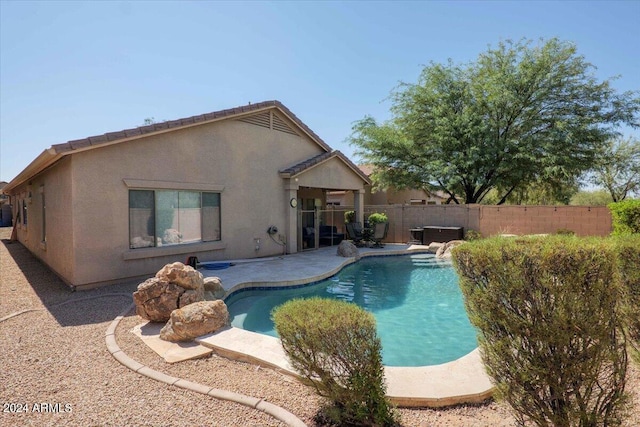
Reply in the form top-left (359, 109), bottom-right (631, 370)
top-left (1, 227), bottom-right (638, 426)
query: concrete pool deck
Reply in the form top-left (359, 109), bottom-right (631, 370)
top-left (144, 244), bottom-right (494, 407)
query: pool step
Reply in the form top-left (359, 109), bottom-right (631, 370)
top-left (411, 257), bottom-right (451, 268)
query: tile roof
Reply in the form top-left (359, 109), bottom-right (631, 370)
top-left (279, 150), bottom-right (371, 184)
top-left (51, 100), bottom-right (333, 154)
top-left (3, 101), bottom-right (339, 193)
top-left (279, 151), bottom-right (335, 176)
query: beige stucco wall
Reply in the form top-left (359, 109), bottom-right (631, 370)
top-left (365, 188), bottom-right (435, 205)
top-left (64, 115), bottom-right (326, 287)
top-left (10, 156), bottom-right (76, 284)
top-left (327, 186), bottom-right (444, 206)
top-left (7, 109), bottom-right (368, 288)
top-left (294, 157), bottom-right (366, 191)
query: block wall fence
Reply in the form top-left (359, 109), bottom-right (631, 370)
top-left (353, 205), bottom-right (612, 243)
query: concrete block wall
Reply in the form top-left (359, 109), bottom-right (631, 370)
top-left (364, 204), bottom-right (481, 243)
top-left (361, 204), bottom-right (612, 243)
top-left (478, 205), bottom-right (612, 237)
top-left (323, 204), bottom-right (611, 245)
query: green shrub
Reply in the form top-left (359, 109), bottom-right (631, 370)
top-left (452, 236), bottom-right (628, 427)
top-left (612, 235), bottom-right (640, 364)
top-left (272, 298), bottom-right (398, 427)
top-left (609, 199), bottom-right (640, 235)
top-left (464, 229), bottom-right (482, 240)
top-left (344, 210), bottom-right (356, 223)
top-left (368, 212), bottom-right (388, 225)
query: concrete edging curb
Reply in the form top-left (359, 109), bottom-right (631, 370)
top-left (106, 303), bottom-right (307, 427)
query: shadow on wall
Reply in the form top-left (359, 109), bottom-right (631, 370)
top-left (1, 228), bottom-right (136, 327)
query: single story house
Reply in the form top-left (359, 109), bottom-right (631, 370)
top-left (3, 101), bottom-right (370, 289)
top-left (327, 165), bottom-right (448, 206)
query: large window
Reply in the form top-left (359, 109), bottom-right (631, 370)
top-left (129, 190), bottom-right (221, 249)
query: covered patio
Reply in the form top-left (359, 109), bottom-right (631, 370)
top-left (279, 151), bottom-right (370, 253)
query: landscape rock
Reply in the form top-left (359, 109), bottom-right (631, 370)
top-left (427, 242), bottom-right (444, 253)
top-left (160, 300), bottom-right (230, 342)
top-left (203, 276), bottom-right (226, 300)
top-left (435, 240), bottom-right (466, 259)
top-left (156, 262), bottom-right (204, 290)
top-left (133, 262), bottom-right (205, 322)
top-left (337, 240), bottom-right (360, 259)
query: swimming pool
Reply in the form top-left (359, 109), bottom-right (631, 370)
top-left (225, 254), bottom-right (478, 367)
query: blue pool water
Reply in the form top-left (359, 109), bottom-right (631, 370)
top-left (225, 254), bottom-right (478, 367)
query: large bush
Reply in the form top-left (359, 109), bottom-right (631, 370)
top-left (452, 236), bottom-right (628, 427)
top-left (609, 199), bottom-right (640, 235)
top-left (272, 298), bottom-right (398, 427)
top-left (613, 235), bottom-right (640, 363)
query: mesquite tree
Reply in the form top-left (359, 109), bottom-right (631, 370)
top-left (349, 38), bottom-right (640, 204)
top-left (590, 137), bottom-right (640, 202)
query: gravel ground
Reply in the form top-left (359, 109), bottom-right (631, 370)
top-left (1, 226), bottom-right (638, 426)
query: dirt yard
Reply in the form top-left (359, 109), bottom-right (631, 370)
top-left (1, 226), bottom-right (638, 426)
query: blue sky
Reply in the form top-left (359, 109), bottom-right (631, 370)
top-left (1, 0), bottom-right (639, 182)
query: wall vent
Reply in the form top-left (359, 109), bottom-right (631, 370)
top-left (238, 112), bottom-right (271, 129)
top-left (237, 111), bottom-right (299, 136)
top-left (272, 113), bottom-right (299, 135)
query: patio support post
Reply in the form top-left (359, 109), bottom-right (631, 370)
top-left (284, 179), bottom-right (299, 254)
top-left (354, 189), bottom-right (365, 225)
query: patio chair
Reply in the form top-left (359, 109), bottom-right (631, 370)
top-left (345, 222), bottom-right (365, 246)
top-left (371, 222), bottom-right (389, 248)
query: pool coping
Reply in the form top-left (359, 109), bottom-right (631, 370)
top-left (203, 244), bottom-right (495, 407)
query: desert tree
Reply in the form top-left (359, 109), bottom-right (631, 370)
top-left (590, 136), bottom-right (640, 202)
top-left (349, 38), bottom-right (640, 204)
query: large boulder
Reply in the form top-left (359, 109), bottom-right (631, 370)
top-left (427, 242), bottom-right (444, 253)
top-left (156, 262), bottom-right (203, 290)
top-left (160, 300), bottom-right (230, 342)
top-left (337, 240), bottom-right (360, 259)
top-left (435, 240), bottom-right (466, 259)
top-left (203, 276), bottom-right (225, 300)
top-left (133, 263), bottom-right (205, 322)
